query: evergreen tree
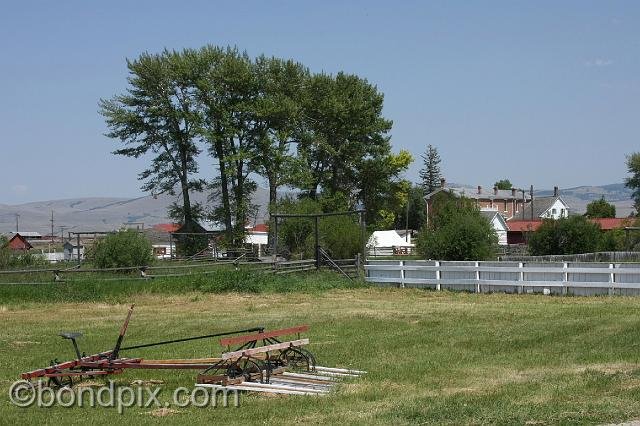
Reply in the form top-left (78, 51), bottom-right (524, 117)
top-left (419, 145), bottom-right (441, 194)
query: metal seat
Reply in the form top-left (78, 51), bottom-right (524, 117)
top-left (59, 332), bottom-right (83, 340)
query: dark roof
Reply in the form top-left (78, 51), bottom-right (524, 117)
top-left (425, 186), bottom-right (531, 201)
top-left (480, 210), bottom-right (508, 230)
top-left (518, 196), bottom-right (568, 219)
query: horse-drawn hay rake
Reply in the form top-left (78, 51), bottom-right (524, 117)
top-left (20, 305), bottom-right (364, 396)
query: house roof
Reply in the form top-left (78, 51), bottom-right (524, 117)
top-left (9, 231), bottom-right (42, 238)
top-left (249, 223), bottom-right (269, 233)
top-left (506, 220), bottom-right (544, 232)
top-left (480, 210), bottom-right (509, 231)
top-left (590, 217), bottom-right (634, 230)
top-left (7, 233), bottom-right (33, 250)
top-left (517, 196), bottom-right (568, 219)
top-left (425, 186), bottom-right (531, 201)
top-left (152, 223), bottom-right (181, 233)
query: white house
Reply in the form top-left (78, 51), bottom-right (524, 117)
top-left (480, 209), bottom-right (509, 246)
top-left (518, 188), bottom-right (570, 220)
top-left (244, 224), bottom-right (269, 257)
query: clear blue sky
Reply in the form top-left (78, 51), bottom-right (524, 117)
top-left (1, 1), bottom-right (638, 204)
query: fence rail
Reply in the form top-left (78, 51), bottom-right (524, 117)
top-left (365, 260), bottom-right (640, 296)
top-left (0, 257), bottom-right (358, 285)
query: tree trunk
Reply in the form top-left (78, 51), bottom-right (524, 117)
top-left (267, 175), bottom-right (277, 247)
top-left (213, 134), bottom-right (233, 242)
top-left (179, 147), bottom-right (192, 224)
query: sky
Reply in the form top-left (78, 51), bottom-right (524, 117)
top-left (1, 1), bottom-right (639, 204)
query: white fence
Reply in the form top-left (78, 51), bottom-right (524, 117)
top-left (365, 260), bottom-right (640, 296)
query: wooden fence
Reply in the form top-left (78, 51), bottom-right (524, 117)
top-left (365, 260), bottom-right (640, 296)
top-left (0, 258), bottom-right (358, 285)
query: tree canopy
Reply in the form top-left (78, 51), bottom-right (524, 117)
top-left (102, 46), bottom-right (411, 246)
top-left (625, 152), bottom-right (640, 215)
top-left (419, 145), bottom-right (441, 194)
top-left (585, 197), bottom-right (616, 218)
top-left (494, 179), bottom-right (512, 190)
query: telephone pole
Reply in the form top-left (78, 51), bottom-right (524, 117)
top-left (15, 214), bottom-right (20, 233)
top-left (50, 211), bottom-right (55, 242)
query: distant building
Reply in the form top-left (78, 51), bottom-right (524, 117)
top-left (425, 178), bottom-right (531, 221)
top-left (480, 209), bottom-right (509, 245)
top-left (245, 223), bottom-right (269, 257)
top-left (9, 231), bottom-right (43, 240)
top-left (7, 233), bottom-right (33, 251)
top-left (516, 187), bottom-right (570, 220)
top-left (63, 240), bottom-right (85, 261)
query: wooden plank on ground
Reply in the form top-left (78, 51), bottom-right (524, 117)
top-left (222, 339), bottom-right (309, 360)
top-left (220, 325), bottom-right (308, 347)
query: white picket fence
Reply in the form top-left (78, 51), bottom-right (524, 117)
top-left (365, 260), bottom-right (640, 296)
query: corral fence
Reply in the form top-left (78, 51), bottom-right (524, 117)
top-left (365, 260), bottom-right (640, 296)
top-left (501, 251), bottom-right (640, 263)
top-left (0, 257), bottom-right (359, 285)
top-left (367, 246), bottom-right (416, 257)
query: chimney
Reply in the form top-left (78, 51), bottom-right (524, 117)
top-left (477, 185), bottom-right (482, 194)
top-left (511, 188), bottom-right (516, 197)
top-left (440, 177), bottom-right (446, 188)
top-left (553, 186), bottom-right (558, 197)
top-left (493, 186), bottom-right (498, 195)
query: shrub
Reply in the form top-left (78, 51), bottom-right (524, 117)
top-left (0, 237), bottom-right (47, 269)
top-left (528, 216), bottom-right (602, 255)
top-left (416, 196), bottom-right (498, 260)
top-left (88, 230), bottom-right (153, 268)
top-left (276, 196), bottom-right (367, 259)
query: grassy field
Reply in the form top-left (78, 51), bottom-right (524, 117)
top-left (3, 282), bottom-right (640, 424)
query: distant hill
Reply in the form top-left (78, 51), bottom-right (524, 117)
top-left (0, 188), bottom-right (271, 234)
top-left (0, 183), bottom-right (635, 234)
top-left (536, 183), bottom-right (634, 217)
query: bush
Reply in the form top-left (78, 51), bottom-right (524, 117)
top-left (88, 230), bottom-right (153, 268)
top-left (416, 196), bottom-right (498, 260)
top-left (528, 216), bottom-right (603, 255)
top-left (0, 237), bottom-right (47, 270)
top-left (276, 196), bottom-right (367, 259)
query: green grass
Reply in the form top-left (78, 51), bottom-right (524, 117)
top-left (0, 269), bottom-right (364, 305)
top-left (3, 282), bottom-right (640, 424)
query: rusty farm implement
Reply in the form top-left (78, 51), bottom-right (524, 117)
top-left (20, 305), bottom-right (364, 396)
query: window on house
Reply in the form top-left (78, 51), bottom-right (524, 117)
top-left (552, 208), bottom-right (557, 215)
top-left (561, 208), bottom-right (565, 217)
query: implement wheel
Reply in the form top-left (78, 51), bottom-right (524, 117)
top-left (48, 375), bottom-right (73, 389)
top-left (279, 347), bottom-right (316, 371)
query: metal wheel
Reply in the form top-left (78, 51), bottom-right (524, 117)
top-left (48, 375), bottom-right (73, 389)
top-left (227, 359), bottom-right (264, 383)
top-left (279, 347), bottom-right (316, 371)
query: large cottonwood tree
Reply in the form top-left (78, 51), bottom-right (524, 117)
top-left (99, 50), bottom-right (205, 225)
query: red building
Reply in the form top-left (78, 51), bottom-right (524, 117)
top-left (7, 233), bottom-right (33, 251)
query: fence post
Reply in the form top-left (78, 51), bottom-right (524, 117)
top-left (609, 263), bottom-right (615, 296)
top-left (355, 253), bottom-right (361, 278)
top-left (435, 260), bottom-right (441, 291)
top-left (562, 262), bottom-right (569, 296)
top-left (518, 262), bottom-right (524, 294)
top-left (400, 261), bottom-right (405, 288)
top-left (475, 261), bottom-right (480, 293)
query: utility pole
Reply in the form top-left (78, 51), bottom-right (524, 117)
top-left (50, 211), bottom-right (55, 242)
top-left (530, 185), bottom-right (534, 222)
top-left (405, 193), bottom-right (410, 243)
top-left (59, 226), bottom-right (68, 244)
top-left (15, 213), bottom-right (20, 233)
